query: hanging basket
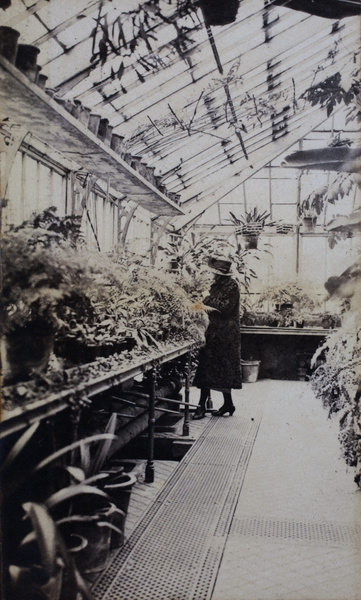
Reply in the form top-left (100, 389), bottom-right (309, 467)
top-left (272, 0), bottom-right (361, 19)
top-left (199, 0), bottom-right (240, 26)
top-left (241, 223), bottom-right (263, 236)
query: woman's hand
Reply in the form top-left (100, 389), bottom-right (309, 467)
top-left (191, 302), bottom-right (219, 313)
top-left (191, 301), bottom-right (206, 311)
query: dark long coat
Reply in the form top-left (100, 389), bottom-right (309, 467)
top-left (193, 275), bottom-right (242, 390)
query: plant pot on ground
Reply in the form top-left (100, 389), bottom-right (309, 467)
top-left (241, 359), bottom-right (261, 383)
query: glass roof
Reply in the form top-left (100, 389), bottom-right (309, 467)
top-left (1, 0), bottom-right (360, 227)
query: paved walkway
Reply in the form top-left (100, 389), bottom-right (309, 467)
top-left (212, 380), bottom-right (361, 600)
top-left (93, 381), bottom-right (361, 600)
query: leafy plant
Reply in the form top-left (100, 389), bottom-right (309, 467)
top-left (300, 71), bottom-right (361, 121)
top-left (311, 326), bottom-right (361, 463)
top-left (256, 282), bottom-right (321, 314)
top-left (0, 208), bottom-right (93, 333)
top-left (0, 423), bottom-right (125, 598)
top-left (90, 0), bottom-right (201, 77)
top-left (299, 173), bottom-right (356, 224)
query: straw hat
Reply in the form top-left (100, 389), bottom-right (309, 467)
top-left (207, 256), bottom-right (232, 276)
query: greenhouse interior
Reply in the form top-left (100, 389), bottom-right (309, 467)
top-left (0, 0), bottom-right (361, 599)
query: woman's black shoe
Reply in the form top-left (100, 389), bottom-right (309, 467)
top-left (213, 405), bottom-right (235, 416)
top-left (192, 408), bottom-right (206, 420)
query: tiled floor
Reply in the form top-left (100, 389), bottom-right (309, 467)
top-left (212, 381), bottom-right (361, 600)
top-left (94, 381), bottom-right (361, 600)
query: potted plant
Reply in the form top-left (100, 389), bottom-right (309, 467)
top-left (241, 357), bottom-right (261, 383)
top-left (229, 208), bottom-right (277, 249)
top-left (310, 324), bottom-right (360, 477)
top-left (199, 0), bottom-right (240, 26)
top-left (0, 208), bottom-right (94, 384)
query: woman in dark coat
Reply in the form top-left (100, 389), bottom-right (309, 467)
top-left (192, 256), bottom-right (242, 419)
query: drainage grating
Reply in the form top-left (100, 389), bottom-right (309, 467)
top-left (229, 516), bottom-right (361, 546)
top-left (92, 408), bottom-right (263, 600)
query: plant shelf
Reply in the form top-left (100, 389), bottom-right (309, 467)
top-left (0, 57), bottom-right (183, 217)
top-left (0, 341), bottom-right (195, 440)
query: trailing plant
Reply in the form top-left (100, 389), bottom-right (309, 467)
top-left (0, 423), bottom-right (121, 598)
top-left (89, 0), bottom-right (201, 78)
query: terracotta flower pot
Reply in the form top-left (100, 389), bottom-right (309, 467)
top-left (241, 359), bottom-right (261, 383)
top-left (302, 216), bottom-right (316, 231)
top-left (0, 26), bottom-right (20, 63)
top-left (15, 44), bottom-right (41, 82)
top-left (103, 472), bottom-right (137, 514)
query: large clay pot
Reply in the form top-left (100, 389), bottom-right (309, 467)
top-left (0, 26), bottom-right (20, 63)
top-left (59, 517), bottom-right (111, 579)
top-left (102, 472), bottom-right (137, 514)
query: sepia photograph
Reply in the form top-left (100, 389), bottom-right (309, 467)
top-left (0, 1), bottom-right (361, 599)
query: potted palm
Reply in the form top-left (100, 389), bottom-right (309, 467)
top-left (229, 208), bottom-right (277, 249)
top-left (298, 187), bottom-right (329, 231)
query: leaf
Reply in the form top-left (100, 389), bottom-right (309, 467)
top-left (82, 472), bottom-right (109, 486)
top-left (73, 566), bottom-right (94, 600)
top-left (22, 502), bottom-right (58, 575)
top-left (0, 421), bottom-right (39, 472)
top-left (45, 484), bottom-right (110, 509)
top-left (33, 434), bottom-right (117, 475)
top-left (91, 413), bottom-right (118, 475)
top-left (96, 520), bottom-right (124, 536)
top-left (65, 466), bottom-right (86, 482)
top-left (327, 102), bottom-right (334, 117)
top-left (80, 441), bottom-right (91, 476)
top-left (135, 69), bottom-right (145, 83)
top-left (98, 38), bottom-right (107, 65)
top-left (117, 61), bottom-right (125, 80)
top-left (56, 515), bottom-right (99, 526)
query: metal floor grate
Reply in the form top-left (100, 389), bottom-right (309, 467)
top-left (229, 516), bottom-right (361, 546)
top-left (92, 408), bottom-right (263, 600)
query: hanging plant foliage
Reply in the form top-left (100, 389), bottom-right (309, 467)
top-left (300, 72), bottom-right (361, 120)
top-left (272, 0), bottom-right (361, 20)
